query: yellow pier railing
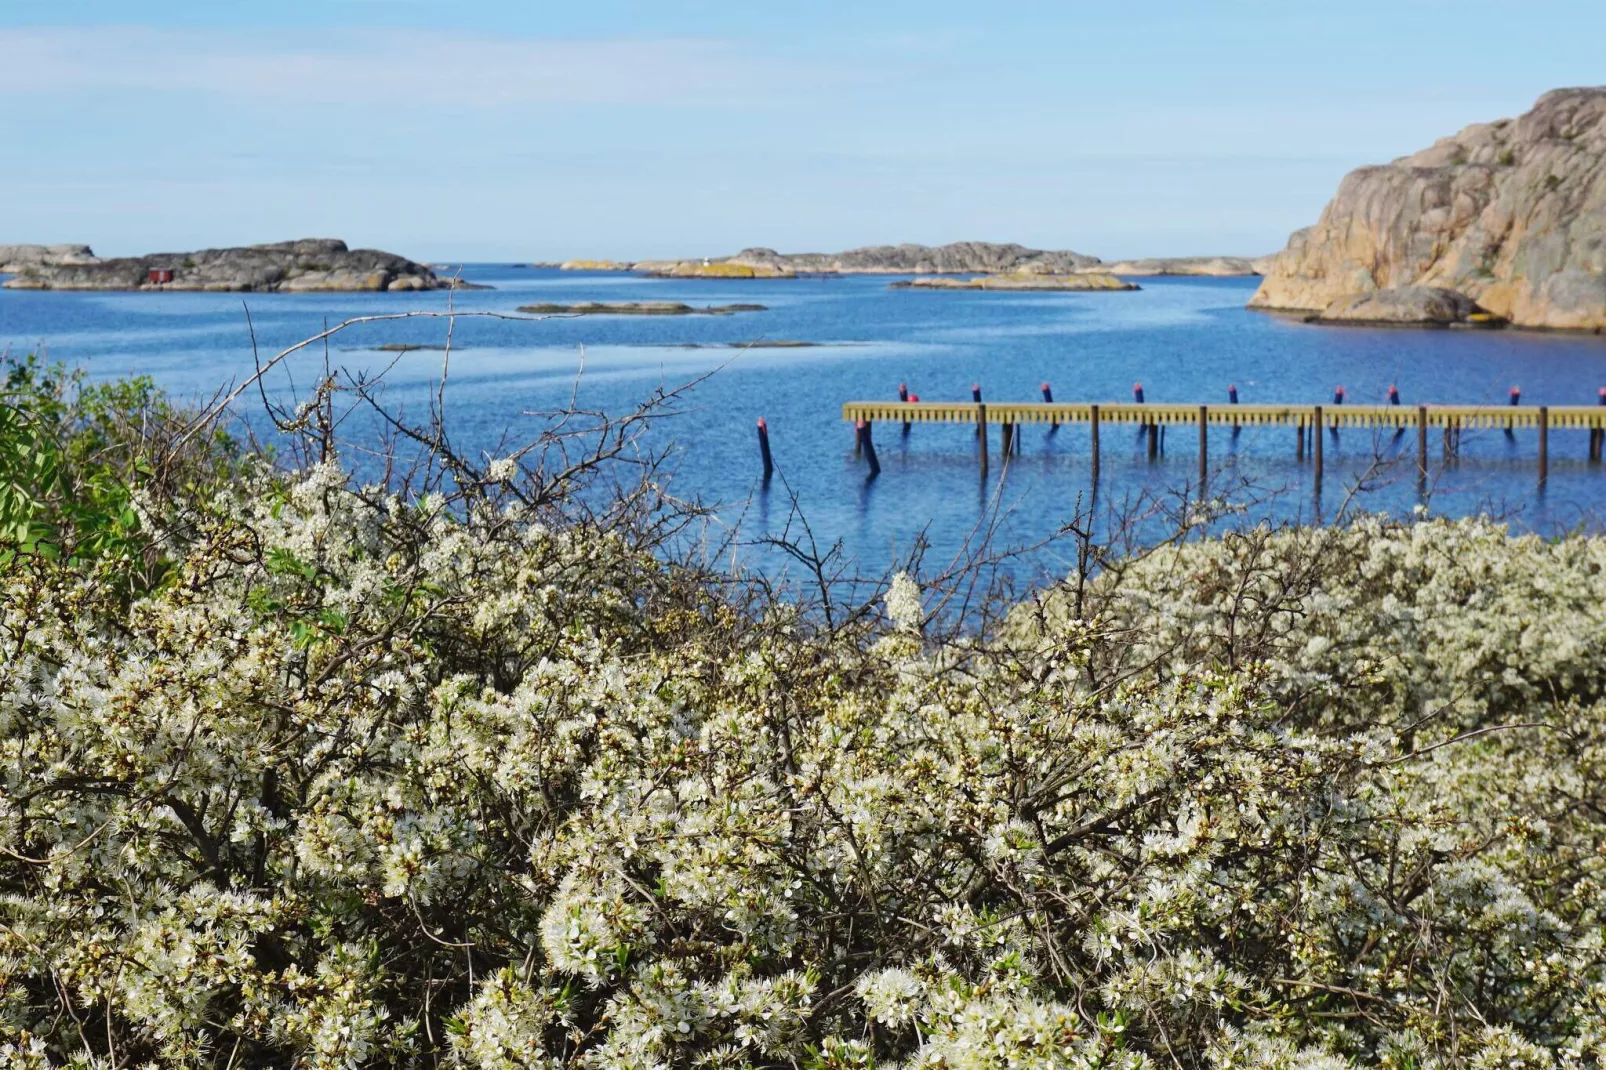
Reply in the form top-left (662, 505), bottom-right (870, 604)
top-left (838, 400), bottom-right (1606, 487)
top-left (842, 400), bottom-right (1606, 430)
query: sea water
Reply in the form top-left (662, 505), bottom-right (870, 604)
top-left (5, 265), bottom-right (1605, 585)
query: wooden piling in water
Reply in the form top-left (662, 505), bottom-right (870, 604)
top-left (1417, 406), bottom-right (1428, 480)
top-left (1595, 388), bottom-right (1605, 462)
top-left (1198, 405), bottom-right (1208, 493)
top-left (976, 403), bottom-right (988, 473)
top-left (1147, 422), bottom-right (1158, 460)
top-left (899, 383), bottom-right (910, 435)
top-left (862, 419), bottom-right (880, 477)
top-left (1090, 404), bottom-right (1101, 486)
top-left (1296, 418), bottom-right (1304, 460)
top-left (1313, 405), bottom-right (1324, 488)
top-left (756, 418), bottom-right (774, 479)
top-left (1001, 422), bottom-right (1014, 459)
top-left (1538, 406), bottom-right (1548, 486)
top-left (1042, 382), bottom-right (1058, 430)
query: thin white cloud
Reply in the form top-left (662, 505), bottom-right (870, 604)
top-left (0, 25), bottom-right (822, 108)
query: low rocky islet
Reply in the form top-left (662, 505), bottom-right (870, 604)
top-left (2, 238), bottom-right (469, 293)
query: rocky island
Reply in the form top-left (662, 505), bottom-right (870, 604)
top-left (889, 272), bottom-right (1138, 291)
top-left (559, 242), bottom-right (1108, 278)
top-left (1251, 87), bottom-right (1606, 330)
top-left (1087, 256), bottom-right (1270, 277)
top-left (556, 243), bottom-right (1269, 279)
top-left (515, 301), bottom-right (766, 315)
top-left (2, 238), bottom-right (470, 293)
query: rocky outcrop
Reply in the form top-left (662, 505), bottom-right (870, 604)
top-left (0, 244), bottom-right (98, 273)
top-left (1313, 286), bottom-right (1484, 326)
top-left (1084, 256), bottom-right (1262, 276)
top-left (889, 273), bottom-right (1138, 292)
top-left (1251, 87), bottom-right (1606, 329)
top-left (3, 239), bottom-right (461, 292)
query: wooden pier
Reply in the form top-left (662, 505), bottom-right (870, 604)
top-left (840, 399), bottom-right (1606, 487)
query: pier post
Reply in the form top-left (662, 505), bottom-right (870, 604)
top-left (854, 418), bottom-right (863, 459)
top-left (1313, 405), bottom-right (1324, 489)
top-left (1228, 384), bottom-right (1239, 432)
top-left (1594, 388), bottom-right (1605, 462)
top-left (1198, 405), bottom-right (1208, 494)
top-left (1042, 382), bottom-right (1058, 430)
top-left (1001, 422), bottom-right (1014, 459)
top-left (899, 383), bottom-right (911, 435)
top-left (972, 384), bottom-right (982, 438)
top-left (1090, 403), bottom-right (1101, 487)
top-left (1538, 406), bottom-right (1548, 487)
top-left (976, 402), bottom-right (988, 473)
top-left (1296, 418), bottom-right (1305, 460)
top-left (1417, 406), bottom-right (1428, 480)
top-left (756, 418), bottom-right (774, 480)
top-left (862, 420), bottom-right (880, 478)
top-left (1134, 383), bottom-right (1148, 451)
top-left (1147, 422), bottom-right (1159, 461)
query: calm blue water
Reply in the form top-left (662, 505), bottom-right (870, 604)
top-left (5, 264), bottom-right (1606, 582)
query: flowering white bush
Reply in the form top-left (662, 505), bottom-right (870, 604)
top-left (4, 430), bottom-right (1606, 1066)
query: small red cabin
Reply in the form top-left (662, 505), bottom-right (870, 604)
top-left (148, 268), bottom-right (174, 285)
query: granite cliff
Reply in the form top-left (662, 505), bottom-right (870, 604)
top-left (4, 239), bottom-right (459, 292)
top-left (1251, 88), bottom-right (1606, 329)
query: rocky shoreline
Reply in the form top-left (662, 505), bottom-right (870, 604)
top-left (2, 239), bottom-right (471, 293)
top-left (1251, 87), bottom-right (1606, 332)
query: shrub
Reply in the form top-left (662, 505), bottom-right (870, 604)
top-left (3, 376), bottom-right (1606, 1067)
top-left (0, 356), bottom-right (243, 596)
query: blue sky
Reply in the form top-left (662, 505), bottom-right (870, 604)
top-left (1, 1), bottom-right (1600, 261)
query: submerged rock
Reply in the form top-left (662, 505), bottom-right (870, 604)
top-left (3, 239), bottom-right (462, 293)
top-left (1251, 87), bottom-right (1606, 330)
top-left (515, 301), bottom-right (767, 315)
